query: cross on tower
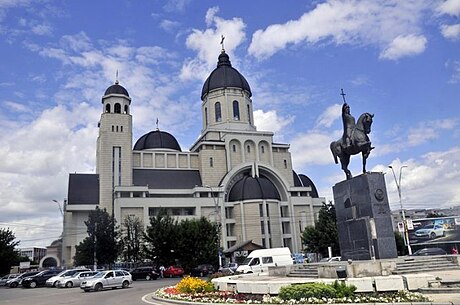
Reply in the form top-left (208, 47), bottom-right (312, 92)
top-left (220, 35), bottom-right (225, 52)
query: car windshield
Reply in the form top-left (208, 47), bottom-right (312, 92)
top-left (92, 272), bottom-right (104, 278)
top-left (242, 258), bottom-right (252, 265)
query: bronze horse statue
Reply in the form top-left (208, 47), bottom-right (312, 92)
top-left (330, 112), bottom-right (374, 180)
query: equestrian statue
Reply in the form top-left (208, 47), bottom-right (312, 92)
top-left (330, 91), bottom-right (374, 180)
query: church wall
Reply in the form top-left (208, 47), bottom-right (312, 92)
top-left (155, 154), bottom-right (165, 168)
top-left (243, 140), bottom-right (256, 162)
top-left (258, 140), bottom-right (271, 164)
top-left (167, 154), bottom-right (176, 168)
top-left (120, 207), bottom-right (144, 223)
top-left (143, 153), bottom-right (153, 167)
top-left (133, 152), bottom-right (141, 167)
top-left (229, 140), bottom-right (242, 168)
top-left (178, 155), bottom-right (188, 168)
top-left (199, 145), bottom-right (227, 187)
top-left (97, 113), bottom-right (132, 214)
top-left (267, 201), bottom-right (283, 248)
top-left (190, 155), bottom-right (199, 168)
top-left (244, 201), bottom-right (263, 246)
top-left (272, 149), bottom-right (294, 186)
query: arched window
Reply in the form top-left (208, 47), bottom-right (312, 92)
top-left (233, 100), bottom-right (240, 120)
top-left (247, 145), bottom-right (251, 153)
top-left (114, 103), bottom-right (121, 113)
top-left (215, 102), bottom-right (222, 122)
top-left (124, 105), bottom-right (129, 114)
top-left (261, 146), bottom-right (265, 153)
top-left (105, 104), bottom-right (111, 113)
top-left (232, 144), bottom-right (236, 152)
top-left (210, 157), bottom-right (214, 167)
top-left (247, 105), bottom-right (251, 124)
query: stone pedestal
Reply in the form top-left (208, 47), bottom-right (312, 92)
top-left (333, 172), bottom-right (397, 260)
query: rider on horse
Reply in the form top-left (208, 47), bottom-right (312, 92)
top-left (342, 102), bottom-right (355, 149)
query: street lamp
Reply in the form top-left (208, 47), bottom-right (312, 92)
top-left (388, 165), bottom-right (412, 255)
top-left (203, 185), bottom-right (222, 267)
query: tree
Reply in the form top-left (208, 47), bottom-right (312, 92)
top-left (74, 207), bottom-right (120, 266)
top-left (144, 209), bottom-right (178, 266)
top-left (120, 215), bottom-right (145, 262)
top-left (301, 202), bottom-right (340, 257)
top-left (175, 217), bottom-right (219, 271)
top-left (0, 228), bottom-right (21, 275)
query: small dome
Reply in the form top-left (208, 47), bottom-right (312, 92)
top-left (228, 174), bottom-right (280, 202)
top-left (293, 171), bottom-right (319, 198)
top-left (134, 130), bottom-right (182, 151)
top-left (201, 51), bottom-right (252, 100)
top-left (104, 81), bottom-right (129, 97)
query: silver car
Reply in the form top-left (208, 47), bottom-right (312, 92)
top-left (57, 271), bottom-right (98, 288)
top-left (80, 270), bottom-right (132, 292)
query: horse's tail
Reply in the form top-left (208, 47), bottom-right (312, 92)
top-left (330, 141), bottom-right (338, 164)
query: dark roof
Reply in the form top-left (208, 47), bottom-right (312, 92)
top-left (293, 171), bottom-right (319, 198)
top-left (104, 81), bottom-right (129, 97)
top-left (228, 174), bottom-right (280, 202)
top-left (68, 174), bottom-right (99, 205)
top-left (201, 51), bottom-right (252, 100)
top-left (223, 240), bottom-right (264, 254)
top-left (134, 130), bottom-right (182, 151)
top-left (133, 169), bottom-right (201, 189)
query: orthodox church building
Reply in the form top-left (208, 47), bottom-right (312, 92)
top-left (62, 48), bottom-right (325, 266)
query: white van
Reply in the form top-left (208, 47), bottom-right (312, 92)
top-left (236, 247), bottom-right (293, 274)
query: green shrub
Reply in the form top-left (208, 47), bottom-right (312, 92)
top-left (332, 280), bottom-right (356, 297)
top-left (278, 281), bottom-right (357, 301)
top-left (278, 282), bottom-right (336, 300)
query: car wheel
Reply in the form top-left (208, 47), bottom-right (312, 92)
top-left (169, 274), bottom-right (173, 278)
top-left (10, 282), bottom-right (18, 288)
top-left (65, 281), bottom-right (73, 288)
top-left (145, 274), bottom-right (151, 280)
top-left (430, 232), bottom-right (436, 239)
top-left (53, 281), bottom-right (58, 287)
top-left (122, 280), bottom-right (129, 288)
top-left (29, 281), bottom-right (37, 288)
top-left (94, 283), bottom-right (102, 292)
top-left (84, 289), bottom-right (90, 292)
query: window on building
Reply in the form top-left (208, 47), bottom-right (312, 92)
top-left (247, 145), bottom-right (251, 153)
top-left (215, 102), bottom-right (222, 122)
top-left (116, 126), bottom-right (119, 132)
top-left (261, 146), bottom-right (265, 153)
top-left (106, 104), bottom-right (111, 113)
top-left (280, 206), bottom-right (289, 217)
top-left (259, 204), bottom-right (264, 217)
top-left (124, 105), bottom-right (129, 114)
top-left (120, 126), bottom-right (123, 132)
top-left (247, 105), bottom-right (251, 124)
top-left (210, 157), bottom-right (213, 167)
top-left (284, 159), bottom-right (287, 168)
top-left (265, 203), bottom-right (270, 217)
top-left (114, 103), bottom-right (121, 113)
top-left (112, 125), bottom-right (114, 132)
top-left (232, 144), bottom-right (236, 152)
top-left (225, 207), bottom-right (234, 219)
top-left (233, 100), bottom-right (240, 120)
top-left (260, 221), bottom-right (265, 234)
top-left (205, 107), bottom-right (208, 126)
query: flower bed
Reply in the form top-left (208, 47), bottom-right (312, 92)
top-left (154, 276), bottom-right (432, 304)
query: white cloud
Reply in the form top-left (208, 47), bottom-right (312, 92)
top-left (407, 118), bottom-right (458, 146)
top-left (248, 1), bottom-right (432, 60)
top-left (180, 7), bottom-right (246, 81)
top-left (379, 34), bottom-right (427, 60)
top-left (441, 23), bottom-right (460, 40)
top-left (163, 0), bottom-right (191, 13)
top-left (446, 60), bottom-right (460, 84)
top-left (315, 104), bottom-right (341, 128)
top-left (253, 109), bottom-right (294, 134)
top-left (159, 19), bottom-right (180, 33)
top-left (31, 23), bottom-right (52, 35)
top-left (437, 0), bottom-right (460, 17)
top-left (290, 130), bottom-right (341, 167)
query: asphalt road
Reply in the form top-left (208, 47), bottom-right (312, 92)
top-left (0, 277), bottom-right (180, 305)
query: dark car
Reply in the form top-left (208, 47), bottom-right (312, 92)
top-left (5, 271), bottom-right (40, 288)
top-left (412, 247), bottom-right (447, 256)
top-left (129, 266), bottom-right (159, 280)
top-left (22, 270), bottom-right (61, 288)
top-left (190, 264), bottom-right (215, 277)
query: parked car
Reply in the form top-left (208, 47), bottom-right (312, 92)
top-left (80, 270), bottom-right (132, 292)
top-left (46, 268), bottom-right (91, 287)
top-left (415, 224), bottom-right (445, 239)
top-left (57, 271), bottom-right (98, 288)
top-left (0, 274), bottom-right (19, 286)
top-left (5, 271), bottom-right (40, 288)
top-left (190, 264), bottom-right (215, 277)
top-left (319, 256), bottom-right (341, 263)
top-left (22, 269), bottom-right (61, 288)
top-left (412, 247), bottom-right (447, 256)
top-left (163, 265), bottom-right (185, 278)
top-left (129, 266), bottom-right (159, 281)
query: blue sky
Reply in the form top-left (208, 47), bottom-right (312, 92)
top-left (1, 0), bottom-right (459, 248)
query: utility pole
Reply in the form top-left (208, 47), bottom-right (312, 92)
top-left (389, 165), bottom-right (412, 255)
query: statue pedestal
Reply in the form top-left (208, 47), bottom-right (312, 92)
top-left (333, 172), bottom-right (397, 260)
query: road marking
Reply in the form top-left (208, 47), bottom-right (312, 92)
top-left (141, 293), bottom-right (158, 304)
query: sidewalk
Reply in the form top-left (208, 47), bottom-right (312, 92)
top-left (420, 269), bottom-right (460, 304)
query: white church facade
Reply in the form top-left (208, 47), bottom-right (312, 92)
top-left (62, 49), bottom-right (325, 266)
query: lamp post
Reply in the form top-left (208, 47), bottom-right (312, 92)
top-left (204, 185), bottom-right (222, 267)
top-left (53, 199), bottom-right (66, 267)
top-left (388, 165), bottom-right (412, 255)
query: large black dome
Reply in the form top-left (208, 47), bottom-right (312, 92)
top-left (293, 171), bottom-right (319, 198)
top-left (201, 51), bottom-right (252, 100)
top-left (228, 174), bottom-right (280, 202)
top-left (104, 81), bottom-right (129, 97)
top-left (134, 130), bottom-right (182, 151)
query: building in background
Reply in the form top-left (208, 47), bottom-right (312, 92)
top-left (19, 247), bottom-right (47, 262)
top-left (62, 47), bottom-right (325, 266)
